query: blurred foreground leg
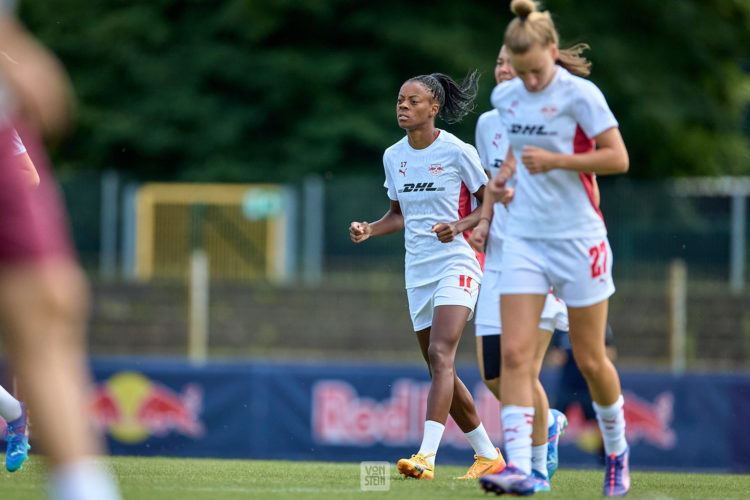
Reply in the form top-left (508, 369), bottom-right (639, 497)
top-left (0, 260), bottom-right (120, 500)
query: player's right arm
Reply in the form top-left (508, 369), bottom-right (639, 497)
top-left (489, 146), bottom-right (516, 194)
top-left (468, 199), bottom-right (493, 252)
top-left (349, 200), bottom-right (404, 243)
top-left (470, 148), bottom-right (516, 252)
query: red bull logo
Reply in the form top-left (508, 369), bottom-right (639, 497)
top-left (540, 106), bottom-right (558, 120)
top-left (313, 380), bottom-right (676, 453)
top-left (558, 403), bottom-right (604, 454)
top-left (429, 164), bottom-right (444, 176)
top-left (562, 391), bottom-right (676, 451)
top-left (90, 371), bottom-right (205, 444)
top-left (622, 391), bottom-right (676, 449)
top-left (312, 379), bottom-right (502, 447)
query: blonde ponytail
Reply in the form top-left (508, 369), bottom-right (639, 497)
top-left (505, 1), bottom-right (592, 77)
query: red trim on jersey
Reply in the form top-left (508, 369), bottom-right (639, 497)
top-left (573, 124), bottom-right (595, 153)
top-left (458, 182), bottom-right (485, 270)
top-left (574, 125), bottom-right (604, 222)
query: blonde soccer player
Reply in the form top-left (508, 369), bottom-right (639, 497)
top-left (480, 1), bottom-right (630, 496)
top-left (470, 43), bottom-right (569, 493)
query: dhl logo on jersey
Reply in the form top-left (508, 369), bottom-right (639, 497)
top-left (509, 124), bottom-right (558, 136)
top-left (398, 182), bottom-right (446, 193)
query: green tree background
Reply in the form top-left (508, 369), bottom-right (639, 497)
top-left (20, 0), bottom-right (750, 182)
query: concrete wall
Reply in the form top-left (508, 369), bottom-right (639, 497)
top-left (87, 281), bottom-right (750, 370)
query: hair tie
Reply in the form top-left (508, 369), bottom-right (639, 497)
top-left (519, 15), bottom-right (528, 21)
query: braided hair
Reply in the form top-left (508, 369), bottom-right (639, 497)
top-left (407, 70), bottom-right (480, 124)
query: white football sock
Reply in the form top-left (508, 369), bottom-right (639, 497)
top-left (418, 420), bottom-right (445, 466)
top-left (0, 385), bottom-right (22, 422)
top-left (501, 405), bottom-right (534, 475)
top-left (592, 394), bottom-right (628, 456)
top-left (464, 423), bottom-right (498, 460)
top-left (49, 459), bottom-right (122, 500)
top-left (531, 444), bottom-right (548, 477)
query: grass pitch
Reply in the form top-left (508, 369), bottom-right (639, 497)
top-left (0, 456), bottom-right (748, 499)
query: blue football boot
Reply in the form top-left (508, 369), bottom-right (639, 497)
top-left (479, 464), bottom-right (535, 496)
top-left (604, 446), bottom-right (631, 497)
top-left (6, 402), bottom-right (30, 472)
top-left (546, 408), bottom-right (568, 479)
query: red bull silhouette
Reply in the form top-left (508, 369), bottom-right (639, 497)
top-left (562, 391), bottom-right (676, 451)
top-left (621, 391), bottom-right (675, 449)
top-left (89, 372), bottom-right (204, 444)
top-left (137, 384), bottom-right (204, 438)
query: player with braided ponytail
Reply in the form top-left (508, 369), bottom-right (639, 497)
top-left (407, 70), bottom-right (480, 124)
top-left (350, 70), bottom-right (506, 480)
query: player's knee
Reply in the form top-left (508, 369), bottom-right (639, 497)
top-left (36, 262), bottom-right (90, 330)
top-left (501, 344), bottom-right (530, 372)
top-left (574, 355), bottom-right (608, 381)
top-left (0, 262), bottom-right (88, 357)
top-left (427, 343), bottom-right (454, 374)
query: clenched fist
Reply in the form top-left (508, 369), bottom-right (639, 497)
top-left (349, 221), bottom-right (371, 243)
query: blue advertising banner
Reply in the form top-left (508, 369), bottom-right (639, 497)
top-left (3, 357), bottom-right (747, 472)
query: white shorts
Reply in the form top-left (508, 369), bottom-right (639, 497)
top-left (475, 269), bottom-right (569, 336)
top-left (498, 236), bottom-right (615, 307)
top-left (407, 274), bottom-right (480, 331)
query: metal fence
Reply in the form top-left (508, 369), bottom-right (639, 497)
top-left (58, 170), bottom-right (750, 289)
top-left (57, 171), bottom-right (750, 369)
top-left (324, 174), bottom-right (750, 290)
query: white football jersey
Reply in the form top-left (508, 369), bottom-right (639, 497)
top-left (474, 108), bottom-right (514, 271)
top-left (475, 109), bottom-right (509, 179)
top-left (383, 129), bottom-right (487, 288)
top-left (490, 66), bottom-right (618, 239)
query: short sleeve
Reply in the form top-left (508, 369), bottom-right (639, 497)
top-left (490, 82), bottom-right (511, 118)
top-left (474, 115), bottom-right (490, 172)
top-left (571, 80), bottom-right (618, 139)
top-left (383, 153), bottom-right (398, 201)
top-left (458, 143), bottom-right (488, 194)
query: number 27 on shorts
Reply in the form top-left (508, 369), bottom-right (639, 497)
top-left (588, 241), bottom-right (608, 279)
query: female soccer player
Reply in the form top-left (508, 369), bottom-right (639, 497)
top-left (479, 1), bottom-right (630, 496)
top-left (350, 71), bottom-right (505, 480)
top-left (470, 43), bottom-right (568, 493)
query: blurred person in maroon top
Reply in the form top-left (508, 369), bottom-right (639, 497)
top-left (0, 5), bottom-right (121, 500)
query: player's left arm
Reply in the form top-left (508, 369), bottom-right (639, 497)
top-left (521, 126), bottom-right (629, 176)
